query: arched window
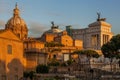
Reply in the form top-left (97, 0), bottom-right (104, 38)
top-left (53, 54), bottom-right (56, 59)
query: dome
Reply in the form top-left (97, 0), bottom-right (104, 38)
top-left (6, 16), bottom-right (27, 30)
top-left (45, 27), bottom-right (62, 34)
top-left (5, 4), bottom-right (28, 31)
top-left (5, 3), bottom-right (28, 40)
top-left (44, 22), bottom-right (62, 34)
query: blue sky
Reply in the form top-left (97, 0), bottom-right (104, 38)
top-left (0, 0), bottom-right (120, 37)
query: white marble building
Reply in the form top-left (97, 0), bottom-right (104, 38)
top-left (66, 14), bottom-right (113, 50)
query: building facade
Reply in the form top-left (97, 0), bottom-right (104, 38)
top-left (24, 38), bottom-right (46, 71)
top-left (40, 22), bottom-right (62, 42)
top-left (66, 14), bottom-right (113, 50)
top-left (0, 30), bottom-right (25, 80)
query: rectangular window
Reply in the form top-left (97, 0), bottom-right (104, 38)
top-left (7, 45), bottom-right (12, 54)
top-left (63, 54), bottom-right (70, 61)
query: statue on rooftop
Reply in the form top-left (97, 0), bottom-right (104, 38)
top-left (97, 12), bottom-right (101, 20)
top-left (97, 12), bottom-right (106, 21)
top-left (51, 21), bottom-right (54, 27)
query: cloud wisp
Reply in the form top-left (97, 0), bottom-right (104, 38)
top-left (28, 22), bottom-right (49, 37)
top-left (0, 20), bottom-right (5, 29)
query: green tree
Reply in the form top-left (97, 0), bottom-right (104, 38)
top-left (45, 42), bottom-right (64, 47)
top-left (74, 50), bottom-right (99, 67)
top-left (29, 71), bottom-right (35, 80)
top-left (73, 50), bottom-right (99, 79)
top-left (48, 59), bottom-right (60, 66)
top-left (66, 59), bottom-right (74, 66)
top-left (23, 71), bottom-right (29, 79)
top-left (23, 71), bottom-right (35, 80)
top-left (51, 48), bottom-right (61, 52)
top-left (36, 64), bottom-right (49, 74)
top-left (110, 34), bottom-right (120, 51)
top-left (101, 34), bottom-right (120, 71)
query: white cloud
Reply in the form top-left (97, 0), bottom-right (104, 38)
top-left (0, 20), bottom-right (5, 29)
top-left (28, 22), bottom-right (49, 37)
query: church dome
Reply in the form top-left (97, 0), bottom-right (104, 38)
top-left (5, 3), bottom-right (28, 40)
top-left (5, 4), bottom-right (28, 31)
top-left (6, 16), bottom-right (27, 29)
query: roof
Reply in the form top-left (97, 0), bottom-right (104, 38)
top-left (88, 21), bottom-right (111, 27)
top-left (0, 29), bottom-right (22, 41)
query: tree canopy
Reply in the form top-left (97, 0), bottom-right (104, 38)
top-left (101, 34), bottom-right (120, 58)
top-left (48, 59), bottom-right (60, 66)
top-left (73, 49), bottom-right (100, 69)
top-left (45, 42), bottom-right (64, 47)
top-left (73, 49), bottom-right (99, 58)
top-left (36, 64), bottom-right (49, 74)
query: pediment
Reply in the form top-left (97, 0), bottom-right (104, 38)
top-left (0, 30), bottom-right (21, 41)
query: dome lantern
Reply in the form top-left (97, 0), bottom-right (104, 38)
top-left (13, 3), bottom-right (20, 17)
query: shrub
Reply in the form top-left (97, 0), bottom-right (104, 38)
top-left (36, 64), bottom-right (49, 73)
